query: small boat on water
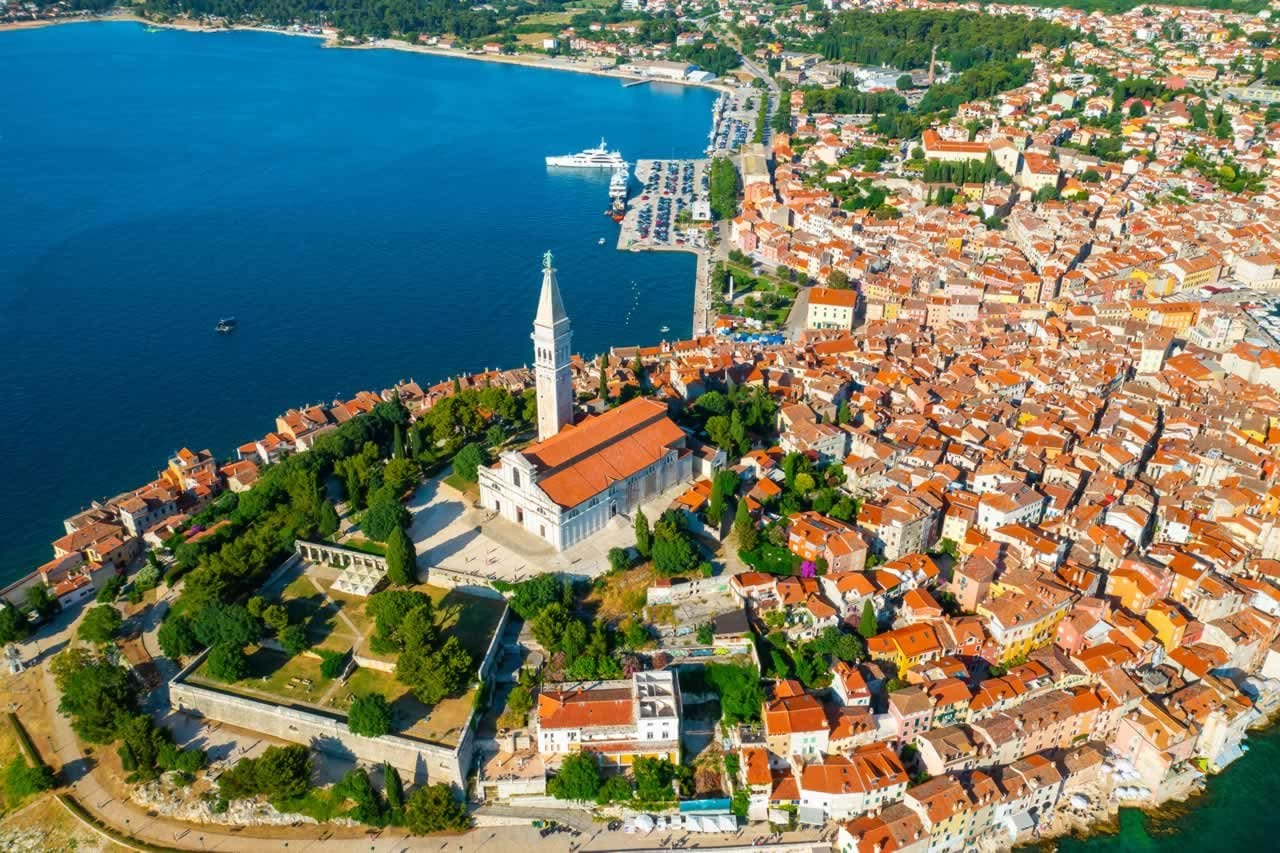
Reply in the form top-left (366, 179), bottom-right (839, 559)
top-left (598, 237), bottom-right (606, 245)
top-left (215, 317), bottom-right (237, 334)
top-left (659, 325), bottom-right (670, 333)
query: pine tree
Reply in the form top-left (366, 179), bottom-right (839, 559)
top-left (858, 599), bottom-right (878, 639)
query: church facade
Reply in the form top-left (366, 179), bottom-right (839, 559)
top-left (477, 255), bottom-right (693, 551)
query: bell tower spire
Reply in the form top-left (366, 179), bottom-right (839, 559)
top-left (533, 252), bottom-right (573, 441)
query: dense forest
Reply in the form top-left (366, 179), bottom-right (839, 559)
top-left (811, 10), bottom-right (1076, 73)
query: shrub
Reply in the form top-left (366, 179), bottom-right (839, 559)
top-left (319, 650), bottom-right (347, 679)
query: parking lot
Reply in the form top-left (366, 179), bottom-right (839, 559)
top-left (618, 158), bottom-right (711, 251)
top-left (708, 86), bottom-right (758, 154)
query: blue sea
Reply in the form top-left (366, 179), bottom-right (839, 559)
top-left (0, 23), bottom-right (715, 583)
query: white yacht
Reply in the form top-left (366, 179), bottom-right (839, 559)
top-left (546, 138), bottom-right (626, 169)
top-left (609, 166), bottom-right (629, 199)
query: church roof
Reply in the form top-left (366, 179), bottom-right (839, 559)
top-left (522, 398), bottom-right (685, 508)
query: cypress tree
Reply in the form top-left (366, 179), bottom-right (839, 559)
top-left (858, 599), bottom-right (878, 639)
top-left (634, 510), bottom-right (652, 558)
top-left (384, 762), bottom-right (404, 813)
top-left (385, 527), bottom-right (416, 586)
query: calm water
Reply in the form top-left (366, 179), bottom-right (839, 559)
top-left (1032, 723), bottom-right (1280, 851)
top-left (0, 23), bottom-right (714, 581)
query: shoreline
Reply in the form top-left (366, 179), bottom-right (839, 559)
top-left (0, 12), bottom-right (730, 95)
top-left (2, 11), bottom-right (724, 337)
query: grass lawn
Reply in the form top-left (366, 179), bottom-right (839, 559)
top-left (276, 568), bottom-right (365, 651)
top-left (191, 646), bottom-right (333, 706)
top-left (336, 537), bottom-right (386, 557)
top-left (741, 544), bottom-right (801, 575)
top-left (518, 10), bottom-right (574, 25)
top-left (333, 666), bottom-right (475, 747)
top-left (419, 585), bottom-right (506, 660)
top-left (442, 471), bottom-right (479, 498)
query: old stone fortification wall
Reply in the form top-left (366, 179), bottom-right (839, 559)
top-left (169, 671), bottom-right (472, 788)
top-left (168, 599), bottom-right (511, 789)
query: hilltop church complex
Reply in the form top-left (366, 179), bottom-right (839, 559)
top-left (478, 254), bottom-right (693, 550)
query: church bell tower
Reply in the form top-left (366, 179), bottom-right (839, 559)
top-left (533, 251), bottom-right (574, 441)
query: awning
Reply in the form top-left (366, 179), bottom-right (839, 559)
top-left (797, 805), bottom-right (826, 826)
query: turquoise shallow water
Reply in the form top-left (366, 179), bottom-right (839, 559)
top-left (0, 23), bottom-right (715, 582)
top-left (1027, 722), bottom-right (1280, 851)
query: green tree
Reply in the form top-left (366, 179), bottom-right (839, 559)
top-left (27, 584), bottom-right (57, 619)
top-left (652, 534), bottom-right (698, 576)
top-left (858, 599), bottom-right (878, 639)
top-left (385, 526), bottom-right (417, 586)
top-left (498, 684), bottom-right (534, 729)
top-left (0, 605), bottom-right (29, 645)
top-left (96, 573), bottom-right (124, 601)
top-left (362, 497), bottom-right (409, 542)
top-left (633, 757), bottom-right (678, 802)
top-left (384, 763), bottom-right (405, 814)
top-left (318, 500), bottom-right (341, 538)
top-left (78, 605), bottom-right (122, 645)
top-left (709, 157), bottom-right (739, 220)
top-left (279, 623), bottom-right (309, 656)
top-left (397, 635), bottom-right (472, 705)
top-left (192, 603), bottom-right (260, 649)
top-left (51, 647), bottom-right (136, 743)
top-left (897, 73), bottom-right (913, 90)
top-left (207, 643), bottom-right (249, 682)
top-left (366, 589), bottom-right (433, 647)
top-left (547, 752), bottom-right (602, 801)
top-left (607, 547), bottom-right (631, 573)
top-left (507, 573), bottom-right (569, 620)
top-left (348, 693), bottom-right (393, 738)
top-left (405, 783), bottom-right (470, 834)
top-left (4, 756), bottom-right (54, 805)
top-left (634, 510), bottom-right (652, 558)
top-left (219, 744), bottom-right (312, 803)
top-left (261, 603), bottom-right (290, 635)
top-left (734, 499), bottom-right (760, 552)
top-left (453, 443), bottom-right (486, 482)
top-left (705, 663), bottom-right (766, 725)
top-left (157, 615), bottom-right (200, 659)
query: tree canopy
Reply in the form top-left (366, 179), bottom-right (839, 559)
top-left (348, 693), bottom-right (393, 738)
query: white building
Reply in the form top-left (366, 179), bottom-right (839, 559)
top-left (536, 670), bottom-right (681, 767)
top-left (478, 256), bottom-right (693, 550)
top-left (806, 287), bottom-right (858, 331)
